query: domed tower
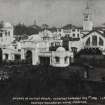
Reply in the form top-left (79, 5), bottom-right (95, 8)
top-left (83, 1), bottom-right (93, 31)
top-left (0, 21), bottom-right (14, 46)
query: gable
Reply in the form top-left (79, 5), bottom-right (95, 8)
top-left (82, 30), bottom-right (105, 39)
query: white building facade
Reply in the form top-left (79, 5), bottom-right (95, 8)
top-left (1, 3), bottom-right (105, 67)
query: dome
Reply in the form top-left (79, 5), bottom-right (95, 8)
top-left (3, 22), bottom-right (12, 28)
top-left (56, 47), bottom-right (65, 52)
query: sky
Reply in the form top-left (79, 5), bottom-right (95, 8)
top-left (0, 0), bottom-right (105, 27)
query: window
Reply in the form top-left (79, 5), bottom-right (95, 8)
top-left (5, 31), bottom-right (7, 36)
top-left (71, 47), bottom-right (77, 53)
top-left (99, 37), bottom-right (104, 46)
top-left (84, 15), bottom-right (89, 21)
top-left (77, 34), bottom-right (79, 38)
top-left (73, 34), bottom-right (75, 37)
top-left (18, 49), bottom-right (21, 52)
top-left (56, 42), bottom-right (60, 46)
top-left (72, 29), bottom-right (75, 32)
top-left (85, 37), bottom-right (90, 46)
top-left (0, 33), bottom-right (2, 37)
top-left (15, 46), bottom-right (17, 49)
top-left (92, 36), bottom-right (97, 46)
top-left (8, 31), bottom-right (10, 36)
top-left (51, 43), bottom-right (54, 46)
top-left (55, 57), bottom-right (59, 63)
top-left (65, 56), bottom-right (68, 62)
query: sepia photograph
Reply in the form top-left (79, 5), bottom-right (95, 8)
top-left (0, 0), bottom-right (105, 105)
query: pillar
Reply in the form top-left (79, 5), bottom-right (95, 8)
top-left (21, 49), bottom-right (25, 60)
top-left (90, 36), bottom-right (92, 47)
top-left (67, 57), bottom-right (69, 64)
top-left (60, 57), bottom-right (64, 65)
top-left (97, 36), bottom-right (99, 47)
top-left (50, 56), bottom-right (52, 65)
top-left (32, 49), bottom-right (39, 65)
top-left (3, 54), bottom-right (6, 60)
top-left (71, 56), bottom-right (74, 63)
top-left (8, 53), bottom-right (12, 60)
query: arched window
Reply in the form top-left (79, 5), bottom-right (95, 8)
top-left (92, 36), bottom-right (97, 46)
top-left (65, 56), bottom-right (68, 62)
top-left (55, 56), bottom-right (59, 63)
top-left (99, 37), bottom-right (104, 46)
top-left (85, 37), bottom-right (90, 46)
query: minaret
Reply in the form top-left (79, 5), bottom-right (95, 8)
top-left (83, 1), bottom-right (93, 31)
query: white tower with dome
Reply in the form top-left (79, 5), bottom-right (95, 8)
top-left (0, 21), bottom-right (14, 46)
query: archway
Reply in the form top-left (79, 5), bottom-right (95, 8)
top-left (25, 50), bottom-right (32, 64)
top-left (85, 37), bottom-right (90, 46)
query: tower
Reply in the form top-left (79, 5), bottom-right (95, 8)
top-left (83, 1), bottom-right (93, 31)
top-left (0, 22), bottom-right (14, 46)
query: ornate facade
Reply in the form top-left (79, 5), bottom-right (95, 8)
top-left (1, 5), bottom-right (105, 67)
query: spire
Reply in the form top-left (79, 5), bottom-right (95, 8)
top-left (86, 0), bottom-right (89, 9)
top-left (83, 0), bottom-right (93, 31)
top-left (84, 0), bottom-right (91, 14)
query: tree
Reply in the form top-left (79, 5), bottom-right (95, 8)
top-left (14, 23), bottom-right (40, 35)
top-left (41, 24), bottom-right (49, 29)
top-left (14, 23), bottom-right (27, 35)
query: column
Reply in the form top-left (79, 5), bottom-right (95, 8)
top-left (8, 53), bottom-right (12, 60)
top-left (67, 57), bottom-right (69, 64)
top-left (50, 56), bottom-right (52, 65)
top-left (71, 56), bottom-right (74, 63)
top-left (3, 54), bottom-right (6, 60)
top-left (97, 36), bottom-right (99, 47)
top-left (32, 49), bottom-right (39, 65)
top-left (21, 49), bottom-right (25, 60)
top-left (60, 57), bottom-right (64, 66)
top-left (90, 36), bottom-right (92, 47)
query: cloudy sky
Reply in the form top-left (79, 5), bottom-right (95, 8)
top-left (0, 0), bottom-right (105, 27)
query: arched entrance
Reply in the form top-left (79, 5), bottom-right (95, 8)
top-left (25, 50), bottom-right (32, 64)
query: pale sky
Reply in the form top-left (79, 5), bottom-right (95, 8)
top-left (0, 0), bottom-right (105, 27)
